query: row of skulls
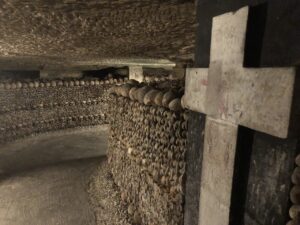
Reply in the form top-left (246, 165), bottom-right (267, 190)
top-left (143, 74), bottom-right (181, 84)
top-left (0, 113), bottom-right (107, 144)
top-left (0, 96), bottom-right (108, 113)
top-left (110, 82), bottom-right (184, 111)
top-left (108, 81), bottom-right (188, 225)
top-left (0, 77), bottom-right (127, 90)
top-left (0, 113), bottom-right (107, 132)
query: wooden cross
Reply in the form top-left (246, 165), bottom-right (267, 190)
top-left (183, 6), bottom-right (296, 225)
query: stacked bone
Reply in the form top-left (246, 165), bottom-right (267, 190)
top-left (144, 74), bottom-right (184, 84)
top-left (108, 81), bottom-right (187, 225)
top-left (288, 155), bottom-right (300, 225)
top-left (144, 75), bottom-right (168, 84)
top-left (0, 77), bottom-right (124, 143)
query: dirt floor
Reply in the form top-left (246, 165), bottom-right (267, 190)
top-left (0, 126), bottom-right (128, 225)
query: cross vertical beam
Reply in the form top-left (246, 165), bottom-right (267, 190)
top-left (199, 118), bottom-right (238, 225)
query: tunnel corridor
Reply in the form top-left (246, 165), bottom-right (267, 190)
top-left (0, 1), bottom-right (299, 225)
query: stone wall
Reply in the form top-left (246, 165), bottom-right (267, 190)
top-left (108, 82), bottom-right (187, 225)
top-left (0, 77), bottom-right (125, 144)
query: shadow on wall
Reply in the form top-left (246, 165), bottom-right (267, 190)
top-left (0, 126), bottom-right (108, 177)
top-left (0, 71), bottom-right (40, 80)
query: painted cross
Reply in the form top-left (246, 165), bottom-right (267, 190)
top-left (183, 6), bottom-right (296, 225)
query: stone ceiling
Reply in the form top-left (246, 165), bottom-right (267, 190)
top-left (0, 0), bottom-right (196, 69)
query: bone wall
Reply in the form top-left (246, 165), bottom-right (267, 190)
top-left (0, 77), bottom-right (125, 144)
top-left (108, 82), bottom-right (187, 225)
top-left (289, 154), bottom-right (300, 225)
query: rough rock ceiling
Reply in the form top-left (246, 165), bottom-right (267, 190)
top-left (0, 0), bottom-right (196, 68)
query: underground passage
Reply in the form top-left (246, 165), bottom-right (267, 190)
top-left (0, 1), bottom-right (299, 225)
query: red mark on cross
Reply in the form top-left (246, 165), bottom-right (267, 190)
top-left (200, 79), bottom-right (208, 86)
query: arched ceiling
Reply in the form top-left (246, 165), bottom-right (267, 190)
top-left (0, 0), bottom-right (196, 69)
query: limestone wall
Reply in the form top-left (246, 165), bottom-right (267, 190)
top-left (0, 77), bottom-right (125, 144)
top-left (0, 0), bottom-right (196, 63)
top-left (108, 82), bottom-right (187, 225)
